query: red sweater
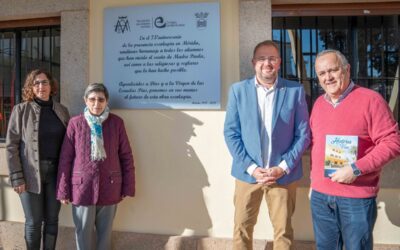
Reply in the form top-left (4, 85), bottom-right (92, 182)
top-left (310, 85), bottom-right (400, 198)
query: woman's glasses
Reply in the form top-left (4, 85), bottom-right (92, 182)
top-left (33, 80), bottom-right (50, 86)
top-left (87, 97), bottom-right (106, 103)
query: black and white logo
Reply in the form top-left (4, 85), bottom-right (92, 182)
top-left (154, 16), bottom-right (166, 28)
top-left (195, 12), bottom-right (209, 29)
top-left (114, 16), bottom-right (130, 33)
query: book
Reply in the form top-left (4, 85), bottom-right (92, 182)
top-left (324, 135), bottom-right (358, 177)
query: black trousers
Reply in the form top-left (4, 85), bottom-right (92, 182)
top-left (19, 160), bottom-right (61, 250)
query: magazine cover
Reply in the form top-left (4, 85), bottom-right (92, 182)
top-left (324, 135), bottom-right (358, 177)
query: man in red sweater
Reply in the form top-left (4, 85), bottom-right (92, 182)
top-left (310, 49), bottom-right (400, 250)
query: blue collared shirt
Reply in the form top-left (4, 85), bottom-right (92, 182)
top-left (324, 81), bottom-right (355, 108)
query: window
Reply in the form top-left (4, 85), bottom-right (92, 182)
top-left (272, 12), bottom-right (399, 122)
top-left (0, 24), bottom-right (60, 141)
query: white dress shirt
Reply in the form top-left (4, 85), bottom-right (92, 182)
top-left (246, 77), bottom-right (289, 176)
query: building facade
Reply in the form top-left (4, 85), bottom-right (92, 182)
top-left (0, 0), bottom-right (399, 248)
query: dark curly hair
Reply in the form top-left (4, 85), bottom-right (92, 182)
top-left (22, 69), bottom-right (58, 102)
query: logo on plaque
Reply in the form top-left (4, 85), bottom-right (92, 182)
top-left (114, 16), bottom-right (130, 33)
top-left (154, 17), bottom-right (167, 28)
top-left (195, 12), bottom-right (209, 29)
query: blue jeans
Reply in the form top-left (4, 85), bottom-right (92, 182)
top-left (19, 160), bottom-right (61, 250)
top-left (310, 190), bottom-right (377, 250)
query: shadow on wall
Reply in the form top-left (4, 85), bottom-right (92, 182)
top-left (377, 158), bottom-right (400, 228)
top-left (115, 110), bottom-right (212, 236)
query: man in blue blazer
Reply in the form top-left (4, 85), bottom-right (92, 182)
top-left (224, 40), bottom-right (310, 250)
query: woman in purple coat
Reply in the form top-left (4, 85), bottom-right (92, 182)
top-left (56, 83), bottom-right (135, 250)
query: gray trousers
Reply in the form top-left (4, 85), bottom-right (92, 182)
top-left (72, 204), bottom-right (117, 250)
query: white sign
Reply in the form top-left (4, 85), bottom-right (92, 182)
top-left (104, 2), bottom-right (221, 109)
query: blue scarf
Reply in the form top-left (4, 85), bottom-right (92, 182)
top-left (84, 107), bottom-right (109, 161)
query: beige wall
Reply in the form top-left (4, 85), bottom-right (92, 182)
top-left (87, 0), bottom-right (240, 238)
top-left (1, 0), bottom-right (399, 245)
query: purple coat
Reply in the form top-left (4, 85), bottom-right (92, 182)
top-left (56, 113), bottom-right (135, 206)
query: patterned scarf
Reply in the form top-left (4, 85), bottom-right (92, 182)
top-left (84, 107), bottom-right (109, 161)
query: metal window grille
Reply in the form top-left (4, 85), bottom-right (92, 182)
top-left (272, 15), bottom-right (400, 122)
top-left (0, 26), bottom-right (60, 141)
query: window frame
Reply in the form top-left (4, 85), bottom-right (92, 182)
top-left (272, 2), bottom-right (400, 17)
top-left (272, 3), bottom-right (400, 123)
top-left (0, 17), bottom-right (61, 142)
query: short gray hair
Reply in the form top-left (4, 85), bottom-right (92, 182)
top-left (316, 49), bottom-right (349, 70)
top-left (84, 83), bottom-right (109, 100)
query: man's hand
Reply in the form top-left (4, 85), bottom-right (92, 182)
top-left (329, 165), bottom-right (357, 184)
top-left (252, 167), bottom-right (285, 186)
top-left (268, 166), bottom-right (286, 179)
top-left (252, 167), bottom-right (269, 183)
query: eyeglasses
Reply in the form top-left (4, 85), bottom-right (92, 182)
top-left (33, 80), bottom-right (50, 86)
top-left (87, 97), bottom-right (106, 103)
top-left (254, 56), bottom-right (280, 65)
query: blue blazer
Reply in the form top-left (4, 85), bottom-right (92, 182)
top-left (224, 77), bottom-right (311, 184)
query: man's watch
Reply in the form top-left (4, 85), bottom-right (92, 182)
top-left (351, 163), bottom-right (361, 177)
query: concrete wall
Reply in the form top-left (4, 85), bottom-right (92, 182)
top-left (0, 0), bottom-right (399, 247)
top-left (239, 0), bottom-right (271, 79)
top-left (0, 0), bottom-right (87, 21)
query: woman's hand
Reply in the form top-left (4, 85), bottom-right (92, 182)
top-left (13, 184), bottom-right (26, 194)
top-left (60, 199), bottom-right (70, 205)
